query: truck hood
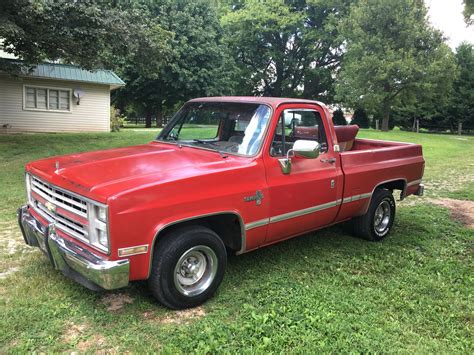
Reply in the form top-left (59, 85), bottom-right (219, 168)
top-left (26, 142), bottom-right (249, 202)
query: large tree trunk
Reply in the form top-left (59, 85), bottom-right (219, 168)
top-left (156, 111), bottom-right (163, 128)
top-left (156, 102), bottom-right (163, 128)
top-left (145, 109), bottom-right (152, 128)
top-left (381, 99), bottom-right (390, 131)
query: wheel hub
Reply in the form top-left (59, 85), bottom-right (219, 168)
top-left (174, 245), bottom-right (218, 296)
top-left (374, 200), bottom-right (391, 234)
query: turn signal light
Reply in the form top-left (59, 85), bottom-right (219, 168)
top-left (118, 245), bottom-right (149, 257)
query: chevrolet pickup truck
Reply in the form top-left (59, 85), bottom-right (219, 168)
top-left (18, 97), bottom-right (425, 309)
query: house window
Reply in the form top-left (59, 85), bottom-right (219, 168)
top-left (24, 86), bottom-right (71, 111)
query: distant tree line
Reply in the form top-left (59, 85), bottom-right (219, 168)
top-left (0, 0), bottom-right (472, 133)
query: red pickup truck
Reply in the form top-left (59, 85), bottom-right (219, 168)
top-left (18, 97), bottom-right (424, 309)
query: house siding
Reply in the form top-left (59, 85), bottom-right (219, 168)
top-left (0, 75), bottom-right (111, 132)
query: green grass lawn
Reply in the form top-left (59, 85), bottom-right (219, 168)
top-left (0, 128), bottom-right (473, 352)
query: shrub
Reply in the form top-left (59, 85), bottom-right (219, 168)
top-left (110, 106), bottom-right (126, 132)
top-left (351, 108), bottom-right (369, 128)
top-left (332, 109), bottom-right (347, 125)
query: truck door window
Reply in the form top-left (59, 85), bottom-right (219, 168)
top-left (270, 109), bottom-right (327, 157)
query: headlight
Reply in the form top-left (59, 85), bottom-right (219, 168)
top-left (96, 205), bottom-right (107, 222)
top-left (87, 202), bottom-right (109, 253)
top-left (25, 173), bottom-right (33, 206)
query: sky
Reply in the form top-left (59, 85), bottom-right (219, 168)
top-left (425, 0), bottom-right (474, 49)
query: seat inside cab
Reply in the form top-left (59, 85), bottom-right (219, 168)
top-left (334, 125), bottom-right (359, 152)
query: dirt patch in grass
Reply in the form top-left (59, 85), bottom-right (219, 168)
top-left (0, 220), bottom-right (32, 256)
top-left (429, 198), bottom-right (474, 228)
top-left (63, 322), bottom-right (89, 344)
top-left (144, 306), bottom-right (206, 325)
top-left (0, 266), bottom-right (20, 279)
top-left (62, 321), bottom-right (107, 352)
top-left (101, 292), bottom-right (134, 312)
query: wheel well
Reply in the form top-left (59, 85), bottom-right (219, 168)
top-left (375, 179), bottom-right (407, 199)
top-left (153, 213), bottom-right (244, 253)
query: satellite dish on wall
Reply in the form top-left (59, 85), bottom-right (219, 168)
top-left (73, 89), bottom-right (85, 105)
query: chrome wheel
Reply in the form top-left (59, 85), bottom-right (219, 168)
top-left (374, 200), bottom-right (391, 235)
top-left (173, 245), bottom-right (218, 297)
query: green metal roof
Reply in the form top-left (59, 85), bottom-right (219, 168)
top-left (1, 59), bottom-right (125, 87)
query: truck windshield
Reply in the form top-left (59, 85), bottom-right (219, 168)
top-left (157, 102), bottom-right (272, 157)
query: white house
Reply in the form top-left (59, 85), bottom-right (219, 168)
top-left (0, 60), bottom-right (125, 133)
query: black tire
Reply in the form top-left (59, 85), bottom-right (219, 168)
top-left (350, 188), bottom-right (396, 241)
top-left (148, 225), bottom-right (227, 309)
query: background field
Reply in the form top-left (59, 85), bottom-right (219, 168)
top-left (0, 129), bottom-right (473, 352)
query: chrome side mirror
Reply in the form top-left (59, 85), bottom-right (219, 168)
top-left (278, 140), bottom-right (320, 175)
top-left (293, 140), bottom-right (320, 159)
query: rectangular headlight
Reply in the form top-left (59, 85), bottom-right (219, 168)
top-left (25, 173), bottom-right (34, 206)
top-left (87, 202), bottom-right (109, 253)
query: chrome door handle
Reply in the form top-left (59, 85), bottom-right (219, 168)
top-left (320, 157), bottom-right (336, 164)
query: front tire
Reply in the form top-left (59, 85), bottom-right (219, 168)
top-left (350, 188), bottom-right (396, 241)
top-left (148, 225), bottom-right (227, 309)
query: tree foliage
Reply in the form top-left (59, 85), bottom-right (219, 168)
top-left (335, 0), bottom-right (455, 131)
top-left (113, 0), bottom-right (230, 127)
top-left (221, 0), bottom-right (351, 99)
top-left (0, 0), bottom-right (158, 72)
top-left (439, 43), bottom-right (474, 131)
top-left (463, 0), bottom-right (474, 25)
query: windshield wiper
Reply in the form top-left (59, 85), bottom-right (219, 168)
top-left (191, 139), bottom-right (228, 158)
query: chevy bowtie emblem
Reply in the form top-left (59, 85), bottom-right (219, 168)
top-left (45, 201), bottom-right (56, 214)
top-left (244, 190), bottom-right (264, 206)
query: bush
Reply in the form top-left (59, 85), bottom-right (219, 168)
top-left (351, 108), bottom-right (369, 128)
top-left (332, 109), bottom-right (347, 125)
top-left (110, 106), bottom-right (126, 132)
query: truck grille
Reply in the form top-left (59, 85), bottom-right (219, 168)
top-left (30, 175), bottom-right (89, 241)
top-left (31, 176), bottom-right (88, 218)
top-left (35, 200), bottom-right (88, 241)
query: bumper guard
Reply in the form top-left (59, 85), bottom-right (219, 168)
top-left (18, 205), bottom-right (129, 291)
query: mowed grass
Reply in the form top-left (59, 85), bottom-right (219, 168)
top-left (0, 128), bottom-right (473, 352)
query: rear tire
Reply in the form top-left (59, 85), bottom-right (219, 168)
top-left (148, 225), bottom-right (227, 309)
top-left (350, 188), bottom-right (396, 241)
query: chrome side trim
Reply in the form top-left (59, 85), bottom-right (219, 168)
top-left (245, 218), bottom-right (270, 231)
top-left (244, 193), bottom-right (377, 230)
top-left (342, 192), bottom-right (372, 204)
top-left (269, 199), bottom-right (342, 224)
top-left (407, 179), bottom-right (422, 187)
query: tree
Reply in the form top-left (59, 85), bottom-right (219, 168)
top-left (463, 0), bottom-right (473, 25)
top-left (0, 0), bottom-right (155, 72)
top-left (221, 0), bottom-right (351, 99)
top-left (351, 108), bottom-right (369, 128)
top-left (444, 43), bottom-right (474, 133)
top-left (114, 0), bottom-right (231, 128)
top-left (335, 0), bottom-right (453, 131)
top-left (332, 109), bottom-right (347, 125)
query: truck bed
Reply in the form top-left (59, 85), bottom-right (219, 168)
top-left (336, 137), bottom-right (424, 221)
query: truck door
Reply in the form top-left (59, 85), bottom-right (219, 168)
top-left (262, 104), bottom-right (343, 243)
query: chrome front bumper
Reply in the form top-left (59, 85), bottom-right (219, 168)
top-left (18, 205), bottom-right (129, 291)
